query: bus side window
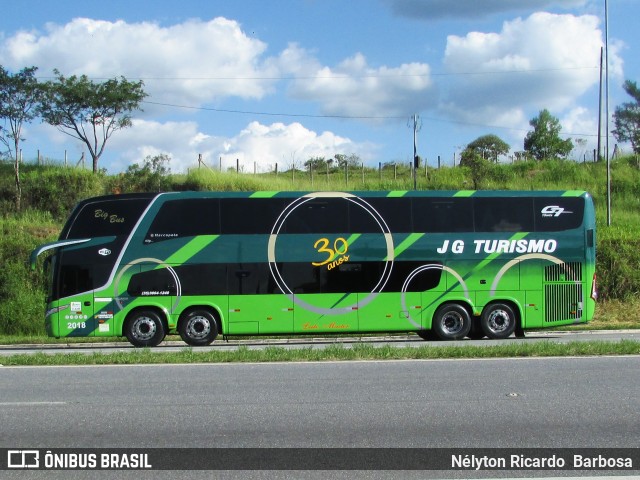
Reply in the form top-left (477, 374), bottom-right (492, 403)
top-left (534, 197), bottom-right (584, 231)
top-left (474, 198), bottom-right (534, 232)
top-left (350, 197), bottom-right (412, 233)
top-left (283, 199), bottom-right (349, 234)
top-left (412, 198), bottom-right (473, 233)
top-left (144, 199), bottom-right (220, 243)
top-left (220, 198), bottom-right (286, 234)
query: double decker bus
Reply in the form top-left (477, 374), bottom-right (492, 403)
top-left (30, 190), bottom-right (596, 347)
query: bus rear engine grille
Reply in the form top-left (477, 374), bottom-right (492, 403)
top-left (545, 262), bottom-right (582, 282)
top-left (544, 283), bottom-right (583, 323)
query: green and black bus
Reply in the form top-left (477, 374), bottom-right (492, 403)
top-left (30, 190), bottom-right (597, 347)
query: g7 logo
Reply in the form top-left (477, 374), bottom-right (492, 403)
top-left (312, 237), bottom-right (349, 267)
top-left (541, 205), bottom-right (571, 217)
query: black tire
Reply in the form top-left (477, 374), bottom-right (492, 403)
top-left (179, 309), bottom-right (218, 346)
top-left (416, 329), bottom-right (441, 341)
top-left (124, 309), bottom-right (166, 347)
top-left (432, 303), bottom-right (471, 340)
top-left (467, 318), bottom-right (486, 339)
top-left (481, 303), bottom-right (517, 339)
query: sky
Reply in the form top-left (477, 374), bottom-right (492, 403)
top-left (1, 0), bottom-right (637, 174)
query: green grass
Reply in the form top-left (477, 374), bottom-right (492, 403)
top-left (1, 340), bottom-right (639, 366)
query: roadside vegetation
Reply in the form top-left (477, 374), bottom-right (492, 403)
top-left (1, 340), bottom-right (639, 367)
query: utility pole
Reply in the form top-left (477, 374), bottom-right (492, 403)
top-left (412, 114), bottom-right (421, 190)
top-left (597, 47), bottom-right (603, 163)
top-left (605, 0), bottom-right (611, 225)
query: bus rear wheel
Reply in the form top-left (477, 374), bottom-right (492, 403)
top-left (179, 309), bottom-right (218, 346)
top-left (432, 304), bottom-right (471, 340)
top-left (481, 303), bottom-right (517, 339)
top-left (125, 310), bottom-right (166, 347)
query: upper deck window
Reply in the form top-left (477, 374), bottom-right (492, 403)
top-left (64, 198), bottom-right (151, 239)
top-left (145, 198), bottom-right (220, 243)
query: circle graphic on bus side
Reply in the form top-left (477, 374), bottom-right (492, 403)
top-left (113, 257), bottom-right (182, 314)
top-left (400, 264), bottom-right (471, 329)
top-left (267, 192), bottom-right (395, 315)
top-left (489, 253), bottom-right (572, 297)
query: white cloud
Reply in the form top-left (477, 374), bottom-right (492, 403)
top-left (440, 13), bottom-right (621, 127)
top-left (108, 119), bottom-right (374, 174)
top-left (286, 49), bottom-right (435, 118)
top-left (0, 17), bottom-right (278, 107)
top-left (0, 17), bottom-right (433, 125)
top-left (561, 106), bottom-right (600, 159)
top-left (215, 121), bottom-right (376, 172)
top-left (108, 119), bottom-right (208, 173)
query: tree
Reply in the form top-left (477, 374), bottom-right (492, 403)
top-left (613, 80), bottom-right (640, 153)
top-left (303, 156), bottom-right (328, 172)
top-left (462, 152), bottom-right (492, 190)
top-left (39, 70), bottom-right (147, 173)
top-left (0, 65), bottom-right (43, 210)
top-left (334, 153), bottom-right (361, 169)
top-left (120, 154), bottom-right (171, 192)
top-left (524, 109), bottom-right (573, 160)
top-left (460, 134), bottom-right (510, 165)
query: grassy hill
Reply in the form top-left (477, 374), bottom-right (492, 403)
top-left (1, 156), bottom-right (638, 335)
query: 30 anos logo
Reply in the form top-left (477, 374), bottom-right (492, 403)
top-left (7, 450), bottom-right (39, 468)
top-left (98, 248), bottom-right (111, 256)
top-left (541, 205), bottom-right (572, 217)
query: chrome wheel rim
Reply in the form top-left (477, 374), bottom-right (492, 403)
top-left (440, 311), bottom-right (465, 335)
top-left (185, 315), bottom-right (211, 340)
top-left (487, 309), bottom-right (511, 334)
top-left (131, 316), bottom-right (157, 341)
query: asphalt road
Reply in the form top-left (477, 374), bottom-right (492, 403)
top-left (1, 356), bottom-right (639, 479)
top-left (0, 329), bottom-right (638, 356)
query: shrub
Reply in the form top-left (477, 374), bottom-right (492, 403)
top-left (21, 167), bottom-right (106, 220)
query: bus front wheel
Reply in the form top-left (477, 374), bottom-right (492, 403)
top-left (481, 303), bottom-right (517, 339)
top-left (124, 310), bottom-right (166, 347)
top-left (179, 309), bottom-right (218, 346)
top-left (432, 304), bottom-right (471, 340)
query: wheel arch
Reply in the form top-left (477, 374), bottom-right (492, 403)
top-left (177, 304), bottom-right (224, 335)
top-left (481, 298), bottom-right (523, 329)
top-left (430, 300), bottom-right (474, 340)
top-left (122, 305), bottom-right (169, 337)
top-left (426, 299), bottom-right (474, 329)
